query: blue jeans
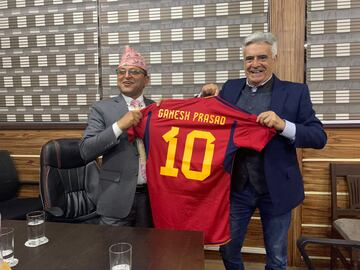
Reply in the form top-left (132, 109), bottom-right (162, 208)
top-left (220, 184), bottom-right (291, 270)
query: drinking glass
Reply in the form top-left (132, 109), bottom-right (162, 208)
top-left (0, 227), bottom-right (18, 267)
top-left (24, 210), bottom-right (49, 247)
top-left (109, 242), bottom-right (132, 270)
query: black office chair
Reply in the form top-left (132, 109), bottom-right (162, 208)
top-left (40, 138), bottom-right (100, 223)
top-left (0, 150), bottom-right (42, 220)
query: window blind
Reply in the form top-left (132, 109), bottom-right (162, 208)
top-left (0, 0), bottom-right (99, 123)
top-left (0, 0), bottom-right (269, 124)
top-left (100, 0), bottom-right (269, 100)
top-left (306, 0), bottom-right (360, 123)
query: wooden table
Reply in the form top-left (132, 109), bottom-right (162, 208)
top-left (3, 220), bottom-right (204, 270)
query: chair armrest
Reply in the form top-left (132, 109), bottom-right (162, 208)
top-left (45, 207), bottom-right (99, 223)
top-left (297, 236), bottom-right (360, 270)
top-left (45, 207), bottom-right (64, 218)
top-left (298, 236), bottom-right (360, 249)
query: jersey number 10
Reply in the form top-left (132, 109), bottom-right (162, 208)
top-left (160, 126), bottom-right (215, 181)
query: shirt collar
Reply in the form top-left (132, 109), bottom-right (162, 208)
top-left (246, 74), bottom-right (273, 89)
top-left (121, 94), bottom-right (144, 107)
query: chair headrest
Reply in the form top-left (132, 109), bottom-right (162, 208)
top-left (0, 150), bottom-right (19, 181)
top-left (41, 138), bottom-right (87, 169)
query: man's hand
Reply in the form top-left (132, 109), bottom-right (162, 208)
top-left (116, 111), bottom-right (142, 130)
top-left (256, 111), bottom-right (285, 131)
top-left (201, 83), bottom-right (219, 97)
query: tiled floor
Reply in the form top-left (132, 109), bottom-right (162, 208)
top-left (205, 259), bottom-right (307, 270)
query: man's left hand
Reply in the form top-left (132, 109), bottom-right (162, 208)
top-left (201, 83), bottom-right (219, 97)
top-left (256, 111), bottom-right (285, 131)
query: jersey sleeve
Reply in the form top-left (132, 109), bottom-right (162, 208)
top-left (233, 119), bottom-right (276, 152)
top-left (212, 97), bottom-right (276, 152)
top-left (127, 103), bottom-right (155, 142)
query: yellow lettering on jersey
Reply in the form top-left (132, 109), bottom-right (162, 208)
top-left (183, 111), bottom-right (191, 120)
top-left (160, 127), bottom-right (216, 181)
top-left (203, 113), bottom-right (209, 123)
top-left (160, 127), bottom-right (179, 177)
top-left (163, 109), bottom-right (169, 118)
top-left (159, 109), bottom-right (225, 125)
top-left (220, 116), bottom-right (226, 125)
top-left (192, 112), bottom-right (226, 125)
top-left (182, 130), bottom-right (215, 181)
top-left (168, 109), bottom-right (175, 119)
top-left (158, 109), bottom-right (191, 121)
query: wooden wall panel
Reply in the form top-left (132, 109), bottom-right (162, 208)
top-left (302, 194), bottom-right (331, 224)
top-left (13, 157), bottom-right (40, 183)
top-left (270, 0), bottom-right (306, 265)
top-left (0, 130), bottom-right (83, 155)
top-left (302, 162), bottom-right (330, 192)
top-left (270, 0), bottom-right (305, 84)
top-left (300, 127), bottom-right (360, 267)
top-left (302, 226), bottom-right (332, 237)
top-left (303, 128), bottom-right (360, 159)
top-left (300, 244), bottom-right (331, 258)
top-left (243, 219), bottom-right (264, 248)
top-left (0, 129), bottom-right (83, 198)
top-left (17, 184), bottom-right (40, 199)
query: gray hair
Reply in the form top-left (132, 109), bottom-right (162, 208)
top-left (242, 32), bottom-right (278, 58)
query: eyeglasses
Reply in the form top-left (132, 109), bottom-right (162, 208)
top-left (116, 68), bottom-right (147, 76)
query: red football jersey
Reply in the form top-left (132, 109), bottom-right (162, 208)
top-left (128, 97), bottom-right (275, 245)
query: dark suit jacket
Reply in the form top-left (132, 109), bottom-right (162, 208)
top-left (220, 75), bottom-right (327, 216)
top-left (80, 94), bottom-right (154, 219)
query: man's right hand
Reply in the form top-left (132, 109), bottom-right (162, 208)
top-left (201, 83), bottom-right (219, 97)
top-left (116, 111), bottom-right (142, 130)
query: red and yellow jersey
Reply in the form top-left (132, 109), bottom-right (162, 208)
top-left (128, 97), bottom-right (276, 245)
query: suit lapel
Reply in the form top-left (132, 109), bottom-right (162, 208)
top-left (144, 97), bottom-right (153, 106)
top-left (113, 94), bottom-right (129, 113)
top-left (270, 75), bottom-right (287, 116)
top-left (234, 79), bottom-right (246, 104)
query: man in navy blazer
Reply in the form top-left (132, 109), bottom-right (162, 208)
top-left (202, 32), bottom-right (327, 270)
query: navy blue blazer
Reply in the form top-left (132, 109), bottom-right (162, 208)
top-left (220, 75), bottom-right (327, 216)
